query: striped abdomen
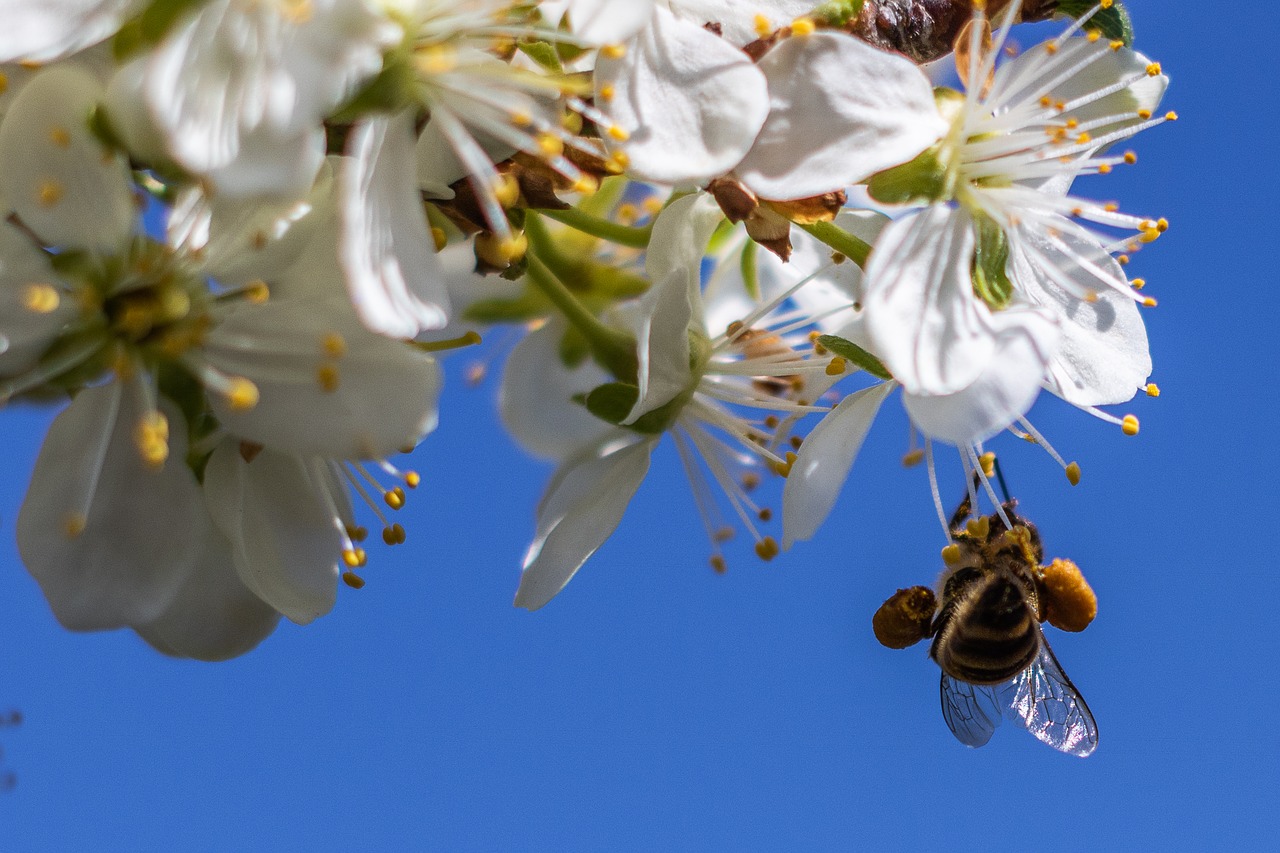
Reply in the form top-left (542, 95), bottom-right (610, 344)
top-left (930, 571), bottom-right (1040, 686)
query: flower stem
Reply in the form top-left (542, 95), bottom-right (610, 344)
top-left (413, 331), bottom-right (483, 353)
top-left (538, 206), bottom-right (653, 249)
top-left (524, 254), bottom-right (638, 382)
top-left (796, 220), bottom-right (872, 268)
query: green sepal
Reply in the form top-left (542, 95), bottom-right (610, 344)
top-left (518, 40), bottom-right (564, 73)
top-left (581, 382), bottom-right (682, 434)
top-left (867, 145), bottom-right (949, 206)
top-left (816, 335), bottom-right (892, 380)
top-left (155, 361), bottom-right (218, 482)
top-left (739, 239), bottom-right (760, 301)
top-left (1055, 1), bottom-right (1133, 46)
top-left (970, 216), bottom-right (1013, 311)
top-left (811, 0), bottom-right (866, 28)
top-left (112, 0), bottom-right (208, 61)
top-left (329, 45), bottom-right (417, 123)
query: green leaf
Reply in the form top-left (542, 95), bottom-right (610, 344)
top-left (811, 0), bottom-right (866, 28)
top-left (816, 335), bottom-right (892, 380)
top-left (1054, 0), bottom-right (1133, 46)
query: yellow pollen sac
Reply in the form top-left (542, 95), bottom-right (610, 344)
top-left (790, 17), bottom-right (815, 36)
top-left (1165, 111), bottom-right (1179, 121)
top-left (772, 450), bottom-right (798, 478)
top-left (1045, 42), bottom-right (1059, 55)
top-left (509, 111), bottom-right (533, 128)
top-left (1039, 95), bottom-right (1053, 108)
top-left (342, 571), bottom-right (366, 589)
top-left (416, 45), bottom-right (457, 75)
top-left (754, 537), bottom-right (780, 561)
top-left (1104, 202), bottom-right (1120, 213)
top-left (0, 72), bottom-right (7, 94)
top-left (757, 507), bottom-right (773, 522)
top-left (321, 331), bottom-right (347, 359)
top-left (345, 523), bottom-right (368, 542)
top-left (598, 84), bottom-right (615, 102)
top-left (1156, 218), bottom-right (1169, 232)
top-left (572, 174), bottom-right (599, 195)
top-left (825, 356), bottom-right (847, 376)
top-left (1124, 151), bottom-right (1138, 165)
top-left (1075, 132), bottom-right (1092, 145)
top-left (536, 132), bottom-right (564, 157)
top-left (492, 173), bottom-right (521, 208)
top-left (23, 282), bottom-right (60, 313)
top-left (941, 543), bottom-right (963, 566)
top-left (1137, 109), bottom-right (1153, 120)
top-left (1145, 62), bottom-right (1162, 76)
top-left (431, 227), bottom-right (448, 252)
top-left (48, 126), bottom-right (71, 148)
top-left (382, 524), bottom-right (405, 545)
top-left (1084, 290), bottom-right (1099, 303)
top-left (63, 512), bottom-right (87, 539)
top-left (1117, 254), bottom-right (1130, 265)
top-left (607, 150), bottom-right (630, 173)
top-left (1121, 414), bottom-right (1140, 436)
top-left (226, 377), bottom-right (260, 411)
top-left (1142, 296), bottom-right (1158, 308)
top-left (245, 280), bottom-right (270, 303)
top-left (1086, 29), bottom-right (1101, 43)
top-left (710, 555), bottom-right (727, 574)
top-left (965, 517), bottom-right (985, 538)
top-left (1109, 40), bottom-right (1124, 51)
top-left (1101, 0), bottom-right (1114, 8)
top-left (978, 451), bottom-right (996, 478)
top-left (1097, 163), bottom-right (1112, 175)
top-left (402, 471), bottom-right (421, 489)
top-left (341, 548), bottom-right (363, 568)
top-left (134, 415), bottom-right (170, 468)
top-left (600, 43), bottom-right (627, 60)
top-left (606, 124), bottom-right (630, 142)
top-left (754, 13), bottom-right (772, 36)
top-left (37, 179), bottom-right (63, 206)
top-left (1066, 461), bottom-right (1082, 486)
top-left (385, 486), bottom-right (406, 510)
top-left (316, 363), bottom-right (340, 393)
top-left (902, 448), bottom-right (924, 468)
top-left (1146, 383), bottom-right (1161, 398)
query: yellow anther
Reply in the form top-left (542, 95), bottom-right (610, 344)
top-left (245, 279), bottom-right (270, 303)
top-left (1121, 414), bottom-right (1140, 436)
top-left (825, 356), bottom-right (847, 376)
top-left (385, 486), bottom-right (406, 510)
top-left (341, 548), bottom-right (362, 568)
top-left (754, 13), bottom-right (772, 36)
top-left (0, 72), bottom-right (7, 94)
top-left (1066, 461), bottom-right (1082, 486)
top-left (134, 412), bottom-right (170, 468)
top-left (1145, 383), bottom-right (1161, 398)
top-left (1075, 132), bottom-right (1092, 145)
top-left (322, 332), bottom-right (347, 359)
top-left (416, 45), bottom-right (457, 75)
top-left (1097, 163), bottom-right (1112, 175)
top-left (1137, 109), bottom-right (1153, 120)
top-left (23, 283), bottom-right (60, 314)
top-left (1104, 202), bottom-right (1120, 213)
top-left (431, 227), bottom-right (447, 252)
top-left (1101, 0), bottom-right (1113, 8)
top-left (1165, 111), bottom-right (1178, 121)
top-left (754, 537), bottom-right (780, 561)
top-left (757, 507), bottom-right (773, 522)
top-left (1039, 95), bottom-right (1053, 108)
top-left (536, 132), bottom-right (564, 157)
top-left (1145, 62), bottom-right (1162, 76)
top-left (641, 197), bottom-right (664, 215)
top-left (772, 450), bottom-right (798, 478)
top-left (607, 150), bottom-right (630, 172)
top-left (63, 513), bottom-right (87, 539)
top-left (404, 471), bottom-right (421, 489)
top-left (492, 173), bottom-right (521, 208)
top-left (1086, 29), bottom-right (1101, 42)
top-left (710, 555), bottom-right (727, 574)
top-left (902, 448), bottom-right (924, 468)
top-left (978, 451), bottom-right (996, 478)
top-left (382, 523), bottom-right (407, 545)
top-left (316, 363), bottom-right (339, 393)
top-left (1142, 296), bottom-right (1158, 308)
top-left (941, 543), bottom-right (963, 566)
top-left (606, 124), bottom-right (630, 142)
top-left (1156, 218), bottom-right (1169, 232)
top-left (1045, 42), bottom-right (1059, 55)
top-left (598, 84), bottom-right (615, 102)
top-left (790, 17), bottom-right (815, 36)
top-left (37, 179), bottom-right (63, 206)
top-left (342, 571), bottom-right (366, 589)
top-left (1084, 290), bottom-right (1099, 303)
top-left (1117, 254), bottom-right (1130, 265)
top-left (510, 111), bottom-right (533, 127)
top-left (572, 174), bottom-right (599, 195)
top-left (226, 377), bottom-right (259, 411)
top-left (1110, 39), bottom-right (1124, 51)
top-left (48, 126), bottom-right (71, 148)
top-left (965, 517), bottom-right (988, 538)
top-left (1123, 151), bottom-right (1138, 165)
top-left (600, 43), bottom-right (627, 60)
top-left (714, 526), bottom-right (734, 543)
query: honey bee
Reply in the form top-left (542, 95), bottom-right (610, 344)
top-left (873, 489), bottom-right (1099, 756)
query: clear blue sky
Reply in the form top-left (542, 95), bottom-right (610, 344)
top-left (2, 2), bottom-right (1276, 849)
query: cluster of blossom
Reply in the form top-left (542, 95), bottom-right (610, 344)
top-left (0, 0), bottom-right (1171, 660)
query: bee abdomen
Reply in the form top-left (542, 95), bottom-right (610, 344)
top-left (931, 576), bottom-right (1039, 685)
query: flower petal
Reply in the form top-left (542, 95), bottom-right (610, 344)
top-left (0, 223), bottom-right (79, 377)
top-left (552, 0), bottom-right (655, 45)
top-left (738, 32), bottom-right (945, 200)
top-left (0, 65), bottom-right (134, 250)
top-left (16, 383), bottom-right (203, 630)
top-left (782, 381), bottom-right (895, 549)
top-left (596, 7), bottom-right (768, 185)
top-left (864, 207), bottom-right (995, 395)
top-left (623, 269), bottom-right (693, 425)
top-left (904, 306), bottom-right (1059, 445)
top-left (515, 435), bottom-right (655, 610)
top-left (203, 443), bottom-right (341, 625)
top-left (0, 0), bottom-right (143, 63)
top-left (340, 112), bottom-right (451, 337)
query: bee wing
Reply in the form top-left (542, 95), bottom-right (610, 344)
top-left (940, 673), bottom-right (1002, 748)
top-left (996, 640), bottom-right (1099, 757)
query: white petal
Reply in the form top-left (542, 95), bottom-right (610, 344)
top-left (135, 520), bottom-right (281, 661)
top-left (864, 207), bottom-right (995, 395)
top-left (671, 0), bottom-right (816, 46)
top-left (556, 0), bottom-right (654, 45)
top-left (514, 435), bottom-right (655, 610)
top-left (738, 32), bottom-right (945, 200)
top-left (596, 7), bottom-right (768, 185)
top-left (0, 65), bottom-right (134, 250)
top-left (203, 443), bottom-right (341, 625)
top-left (205, 298), bottom-right (443, 459)
top-left (340, 113), bottom-right (451, 337)
top-left (499, 319), bottom-right (613, 461)
top-left (16, 383), bottom-right (203, 631)
top-left (993, 40), bottom-right (1166, 127)
top-left (645, 192), bottom-right (724, 328)
top-left (0, 223), bottom-right (79, 377)
top-left (1010, 224), bottom-right (1150, 405)
top-left (623, 269), bottom-right (693, 425)
top-left (0, 0), bottom-right (143, 63)
top-left (904, 306), bottom-right (1059, 445)
top-left (782, 381), bottom-right (895, 549)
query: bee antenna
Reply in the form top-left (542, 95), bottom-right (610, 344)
top-left (993, 455), bottom-right (1012, 504)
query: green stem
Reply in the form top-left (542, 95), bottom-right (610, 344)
top-left (413, 331), bottom-right (483, 353)
top-left (539, 205), bottom-right (653, 249)
top-left (525, 254), bottom-right (638, 383)
top-left (797, 220), bottom-right (872, 268)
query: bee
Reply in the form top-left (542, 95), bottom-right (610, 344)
top-left (873, 488), bottom-right (1099, 756)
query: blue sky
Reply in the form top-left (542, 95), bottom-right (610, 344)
top-left (2, 2), bottom-right (1277, 849)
